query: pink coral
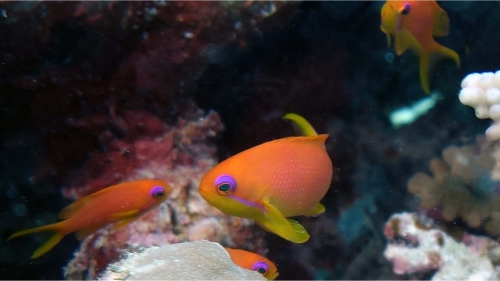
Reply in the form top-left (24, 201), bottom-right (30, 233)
top-left (384, 212), bottom-right (499, 280)
top-left (63, 110), bottom-right (266, 280)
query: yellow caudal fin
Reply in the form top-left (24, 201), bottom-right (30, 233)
top-left (8, 222), bottom-right (66, 259)
top-left (283, 113), bottom-right (318, 137)
top-left (419, 43), bottom-right (460, 94)
top-left (255, 199), bottom-right (310, 243)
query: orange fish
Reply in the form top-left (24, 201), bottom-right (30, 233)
top-left (380, 0), bottom-right (460, 94)
top-left (225, 247), bottom-right (279, 280)
top-left (199, 113), bottom-right (332, 243)
top-left (8, 179), bottom-right (171, 258)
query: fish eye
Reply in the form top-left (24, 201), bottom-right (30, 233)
top-left (150, 186), bottom-right (165, 199)
top-left (252, 261), bottom-right (269, 275)
top-left (400, 2), bottom-right (411, 15)
top-left (214, 174), bottom-right (237, 195)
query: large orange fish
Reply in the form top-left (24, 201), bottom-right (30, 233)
top-left (199, 113), bottom-right (332, 243)
top-left (8, 179), bottom-right (171, 258)
top-left (225, 247), bottom-right (279, 280)
top-left (380, 0), bottom-right (460, 94)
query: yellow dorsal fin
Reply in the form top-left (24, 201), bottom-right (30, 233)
top-left (58, 186), bottom-right (118, 219)
top-left (430, 2), bottom-right (450, 37)
top-left (283, 113), bottom-right (318, 137)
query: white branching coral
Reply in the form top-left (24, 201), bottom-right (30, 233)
top-left (459, 71), bottom-right (500, 140)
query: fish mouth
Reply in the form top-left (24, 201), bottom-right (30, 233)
top-left (227, 195), bottom-right (266, 212)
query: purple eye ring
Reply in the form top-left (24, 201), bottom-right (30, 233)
top-left (215, 174), bottom-right (236, 195)
top-left (401, 2), bottom-right (411, 15)
top-left (150, 186), bottom-right (165, 199)
top-left (252, 261), bottom-right (269, 275)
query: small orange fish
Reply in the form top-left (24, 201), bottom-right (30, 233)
top-left (380, 0), bottom-right (460, 94)
top-left (199, 113), bottom-right (332, 243)
top-left (8, 179), bottom-right (171, 258)
top-left (225, 247), bottom-right (279, 280)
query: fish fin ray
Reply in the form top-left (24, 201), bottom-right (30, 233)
top-left (256, 200), bottom-right (309, 243)
top-left (394, 28), bottom-right (420, 56)
top-left (283, 113), bottom-right (318, 137)
top-left (7, 223), bottom-right (66, 259)
top-left (8, 222), bottom-right (60, 241)
top-left (420, 44), bottom-right (460, 94)
top-left (113, 215), bottom-right (140, 230)
top-left (303, 203), bottom-right (325, 217)
top-left (109, 209), bottom-right (141, 220)
top-left (431, 3), bottom-right (450, 37)
top-left (58, 183), bottom-right (131, 219)
top-left (269, 135), bottom-right (329, 147)
top-left (287, 219), bottom-right (308, 235)
top-left (75, 226), bottom-right (102, 241)
top-left (380, 25), bottom-right (391, 47)
top-left (31, 232), bottom-right (65, 259)
top-left (58, 198), bottom-right (89, 219)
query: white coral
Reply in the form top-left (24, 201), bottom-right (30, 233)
top-left (459, 71), bottom-right (500, 140)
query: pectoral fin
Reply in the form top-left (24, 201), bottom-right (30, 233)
top-left (109, 209), bottom-right (141, 220)
top-left (394, 28), bottom-right (421, 56)
top-left (255, 199), bottom-right (309, 243)
top-left (380, 25), bottom-right (391, 47)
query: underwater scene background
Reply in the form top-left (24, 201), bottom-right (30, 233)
top-left (1, 1), bottom-right (500, 280)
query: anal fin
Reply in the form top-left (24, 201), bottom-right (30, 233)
top-left (75, 226), bottom-right (102, 241)
top-left (303, 203), bottom-right (325, 217)
top-left (113, 216), bottom-right (139, 230)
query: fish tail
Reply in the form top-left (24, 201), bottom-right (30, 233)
top-left (419, 43), bottom-right (460, 94)
top-left (8, 222), bottom-right (67, 259)
top-left (283, 113), bottom-right (318, 137)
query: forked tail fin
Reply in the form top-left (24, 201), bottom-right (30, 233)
top-left (8, 222), bottom-right (66, 258)
top-left (419, 43), bottom-right (460, 94)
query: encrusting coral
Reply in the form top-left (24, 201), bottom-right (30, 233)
top-left (383, 212), bottom-right (499, 280)
top-left (98, 240), bottom-right (266, 281)
top-left (407, 137), bottom-right (500, 236)
top-left (63, 110), bottom-right (266, 280)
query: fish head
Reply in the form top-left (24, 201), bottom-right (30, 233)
top-left (199, 160), bottom-right (265, 219)
top-left (381, 1), bottom-right (412, 33)
top-left (225, 248), bottom-right (279, 280)
top-left (253, 260), bottom-right (279, 280)
top-left (139, 179), bottom-right (172, 211)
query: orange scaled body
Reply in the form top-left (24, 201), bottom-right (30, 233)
top-left (8, 179), bottom-right (171, 258)
top-left (225, 247), bottom-right (279, 280)
top-left (199, 113), bottom-right (332, 243)
top-left (380, 0), bottom-right (459, 94)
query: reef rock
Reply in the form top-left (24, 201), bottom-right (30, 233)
top-left (98, 240), bottom-right (266, 281)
